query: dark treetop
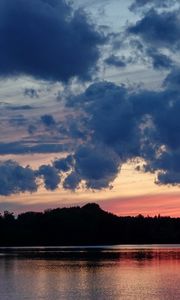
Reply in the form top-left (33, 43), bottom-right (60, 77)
top-left (1, 203), bottom-right (180, 246)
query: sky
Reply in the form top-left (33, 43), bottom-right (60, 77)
top-left (1, 0), bottom-right (180, 216)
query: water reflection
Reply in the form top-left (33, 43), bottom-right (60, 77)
top-left (0, 245), bottom-right (180, 299)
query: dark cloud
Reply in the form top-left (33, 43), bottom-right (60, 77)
top-left (59, 145), bottom-right (121, 190)
top-left (41, 114), bottom-right (56, 127)
top-left (157, 171), bottom-right (180, 186)
top-left (147, 48), bottom-right (173, 70)
top-left (125, 6), bottom-right (180, 71)
top-left (9, 105), bottom-right (34, 111)
top-left (164, 67), bottom-right (180, 90)
top-left (63, 82), bottom-right (140, 189)
top-left (28, 124), bottom-right (37, 135)
top-left (68, 81), bottom-right (140, 158)
top-left (0, 141), bottom-right (66, 155)
top-left (73, 145), bottom-right (120, 189)
top-left (53, 155), bottom-right (73, 172)
top-left (0, 103), bottom-right (34, 110)
top-left (65, 119), bottom-right (87, 139)
top-left (37, 165), bottom-right (60, 190)
top-left (0, 0), bottom-right (105, 82)
top-left (64, 76), bottom-right (180, 188)
top-left (105, 55), bottom-right (126, 68)
top-left (130, 0), bottom-right (176, 11)
top-left (24, 88), bottom-right (39, 98)
top-left (128, 9), bottom-right (180, 51)
top-left (63, 172), bottom-right (81, 190)
top-left (1, 1), bottom-right (180, 195)
top-left (0, 160), bottom-right (37, 195)
top-left (9, 116), bottom-right (27, 126)
top-left (0, 160), bottom-right (62, 195)
top-left (152, 96), bottom-right (180, 150)
top-left (2, 75), bottom-right (180, 193)
top-left (141, 149), bottom-right (180, 186)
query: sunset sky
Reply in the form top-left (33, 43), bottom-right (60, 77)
top-left (0, 0), bottom-right (180, 216)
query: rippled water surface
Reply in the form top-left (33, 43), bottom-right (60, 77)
top-left (1, 245), bottom-right (180, 300)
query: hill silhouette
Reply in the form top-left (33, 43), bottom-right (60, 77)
top-left (1, 203), bottom-right (180, 246)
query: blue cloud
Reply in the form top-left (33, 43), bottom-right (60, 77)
top-left (53, 155), bottom-right (73, 172)
top-left (125, 6), bottom-right (180, 71)
top-left (105, 55), bottom-right (126, 68)
top-left (147, 48), bottom-right (173, 70)
top-left (0, 0), bottom-right (105, 82)
top-left (63, 145), bottom-right (120, 190)
top-left (0, 160), bottom-right (37, 195)
top-left (1, 1), bottom-right (180, 194)
top-left (63, 172), bottom-right (81, 190)
top-left (9, 116), bottom-right (27, 127)
top-left (0, 142), bottom-right (66, 155)
top-left (64, 76), bottom-right (180, 188)
top-left (73, 145), bottom-right (120, 189)
top-left (2, 75), bottom-right (180, 192)
top-left (41, 114), bottom-right (56, 127)
top-left (37, 165), bottom-right (61, 190)
top-left (128, 9), bottom-right (180, 50)
top-left (68, 82), bottom-right (140, 158)
top-left (164, 67), bottom-right (180, 90)
top-left (130, 0), bottom-right (176, 11)
top-left (24, 88), bottom-right (39, 98)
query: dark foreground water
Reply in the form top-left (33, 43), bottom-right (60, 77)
top-left (1, 245), bottom-right (180, 300)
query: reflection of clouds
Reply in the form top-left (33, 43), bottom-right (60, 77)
top-left (1, 246), bottom-right (180, 300)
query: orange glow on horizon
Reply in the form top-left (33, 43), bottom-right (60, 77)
top-left (1, 156), bottom-right (180, 217)
top-left (99, 194), bottom-right (180, 217)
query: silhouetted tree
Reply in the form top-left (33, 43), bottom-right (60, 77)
top-left (0, 203), bottom-right (180, 246)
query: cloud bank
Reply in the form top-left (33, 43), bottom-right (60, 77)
top-left (2, 71), bottom-right (180, 195)
top-left (1, 0), bottom-right (180, 196)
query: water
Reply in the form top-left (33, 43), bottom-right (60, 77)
top-left (0, 245), bottom-right (180, 299)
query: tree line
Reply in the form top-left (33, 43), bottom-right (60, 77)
top-left (0, 203), bottom-right (180, 246)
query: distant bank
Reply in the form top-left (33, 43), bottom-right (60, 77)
top-left (1, 203), bottom-right (180, 246)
